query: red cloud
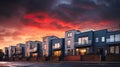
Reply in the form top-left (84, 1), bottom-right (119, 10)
top-left (23, 12), bottom-right (79, 31)
top-left (23, 12), bottom-right (118, 32)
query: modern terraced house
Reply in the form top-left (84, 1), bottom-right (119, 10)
top-left (3, 29), bottom-right (120, 61)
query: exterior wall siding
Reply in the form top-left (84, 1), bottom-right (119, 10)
top-left (65, 30), bottom-right (81, 55)
top-left (3, 29), bottom-right (120, 61)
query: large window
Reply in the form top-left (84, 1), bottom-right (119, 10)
top-left (86, 48), bottom-right (90, 54)
top-left (54, 43), bottom-right (60, 49)
top-left (82, 37), bottom-right (88, 44)
top-left (67, 40), bottom-right (71, 48)
top-left (115, 34), bottom-right (120, 42)
top-left (78, 38), bottom-right (82, 45)
top-left (110, 46), bottom-right (120, 54)
top-left (67, 49), bottom-right (73, 55)
top-left (75, 48), bottom-right (89, 55)
top-left (32, 53), bottom-right (37, 57)
top-left (95, 37), bottom-right (99, 42)
top-left (110, 46), bottom-right (114, 54)
top-left (110, 35), bottom-right (114, 42)
top-left (53, 50), bottom-right (61, 56)
top-left (78, 37), bottom-right (88, 45)
top-left (115, 46), bottom-right (119, 54)
top-left (67, 32), bottom-right (72, 37)
top-left (101, 37), bottom-right (105, 42)
top-left (76, 49), bottom-right (79, 55)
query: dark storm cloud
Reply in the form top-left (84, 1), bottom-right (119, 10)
top-left (0, 0), bottom-right (120, 26)
top-left (50, 0), bottom-right (104, 23)
top-left (50, 3), bottom-right (89, 22)
top-left (101, 0), bottom-right (120, 22)
top-left (0, 0), bottom-right (54, 18)
top-left (0, 0), bottom-right (25, 18)
top-left (0, 0), bottom-right (55, 30)
top-left (49, 0), bottom-right (120, 24)
top-left (25, 0), bottom-right (54, 13)
top-left (0, 0), bottom-right (120, 22)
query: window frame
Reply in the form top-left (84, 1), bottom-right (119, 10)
top-left (110, 35), bottom-right (115, 42)
top-left (67, 40), bottom-right (71, 48)
top-left (95, 37), bottom-right (99, 42)
top-left (101, 37), bottom-right (105, 42)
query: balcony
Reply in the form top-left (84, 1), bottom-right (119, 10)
top-left (106, 38), bottom-right (120, 45)
top-left (30, 47), bottom-right (37, 53)
top-left (52, 46), bottom-right (61, 50)
top-left (16, 51), bottom-right (22, 54)
top-left (75, 40), bottom-right (92, 47)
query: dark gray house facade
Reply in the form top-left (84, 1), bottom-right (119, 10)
top-left (75, 31), bottom-right (93, 55)
top-left (4, 47), bottom-right (9, 59)
top-left (16, 43), bottom-right (25, 58)
top-left (51, 38), bottom-right (65, 57)
top-left (74, 29), bottom-right (120, 55)
top-left (106, 30), bottom-right (120, 54)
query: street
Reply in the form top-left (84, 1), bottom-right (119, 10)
top-left (0, 61), bottom-right (120, 67)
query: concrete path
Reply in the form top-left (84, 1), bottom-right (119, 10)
top-left (0, 61), bottom-right (120, 67)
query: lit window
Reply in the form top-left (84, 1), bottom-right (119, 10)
top-left (78, 38), bottom-right (82, 45)
top-left (76, 49), bottom-right (79, 55)
top-left (101, 37), bottom-right (105, 42)
top-left (86, 48), bottom-right (90, 54)
top-left (67, 49), bottom-right (73, 55)
top-left (32, 53), bottom-right (37, 57)
top-left (67, 32), bottom-right (72, 37)
top-left (82, 37), bottom-right (88, 44)
top-left (67, 40), bottom-right (71, 48)
top-left (53, 50), bottom-right (61, 56)
top-left (115, 34), bottom-right (120, 42)
top-left (96, 37), bottom-right (99, 42)
top-left (110, 46), bottom-right (114, 53)
top-left (110, 35), bottom-right (114, 42)
top-left (115, 46), bottom-right (119, 54)
top-left (78, 37), bottom-right (88, 45)
top-left (44, 45), bottom-right (47, 50)
top-left (70, 33), bottom-right (72, 36)
top-left (80, 49), bottom-right (86, 55)
top-left (54, 43), bottom-right (60, 48)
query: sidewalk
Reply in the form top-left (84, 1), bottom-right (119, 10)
top-left (59, 61), bottom-right (120, 64)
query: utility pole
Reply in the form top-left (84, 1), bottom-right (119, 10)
top-left (119, 24), bottom-right (120, 30)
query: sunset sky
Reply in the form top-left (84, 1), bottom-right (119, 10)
top-left (0, 0), bottom-right (120, 49)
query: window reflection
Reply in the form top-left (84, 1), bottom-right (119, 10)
top-left (78, 37), bottom-right (88, 45)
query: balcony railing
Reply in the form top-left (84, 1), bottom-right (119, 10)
top-left (75, 40), bottom-right (92, 46)
top-left (30, 47), bottom-right (37, 52)
top-left (106, 38), bottom-right (120, 44)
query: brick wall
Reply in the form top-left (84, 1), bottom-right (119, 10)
top-left (64, 56), bottom-right (81, 61)
top-left (37, 57), bottom-right (45, 61)
top-left (106, 54), bottom-right (120, 61)
top-left (14, 58), bottom-right (19, 61)
top-left (30, 57), bottom-right (37, 61)
top-left (82, 55), bottom-right (101, 61)
top-left (21, 58), bottom-right (27, 61)
top-left (9, 58), bottom-right (13, 61)
top-left (50, 56), bottom-right (59, 61)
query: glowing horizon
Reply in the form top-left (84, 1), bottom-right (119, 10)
top-left (0, 0), bottom-right (120, 49)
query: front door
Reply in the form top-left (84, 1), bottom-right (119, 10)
top-left (67, 49), bottom-right (73, 55)
top-left (97, 48), bottom-right (106, 61)
top-left (54, 50), bottom-right (61, 57)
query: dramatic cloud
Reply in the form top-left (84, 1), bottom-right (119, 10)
top-left (0, 0), bottom-right (120, 49)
